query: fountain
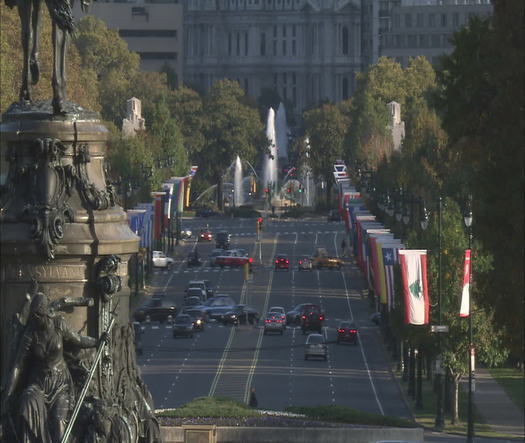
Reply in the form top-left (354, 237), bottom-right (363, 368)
top-left (234, 155), bottom-right (244, 206)
top-left (263, 107), bottom-right (278, 193)
top-left (275, 102), bottom-right (289, 161)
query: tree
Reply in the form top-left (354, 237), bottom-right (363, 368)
top-left (436, 3), bottom-right (524, 361)
top-left (303, 103), bottom-right (349, 204)
top-left (201, 79), bottom-right (267, 209)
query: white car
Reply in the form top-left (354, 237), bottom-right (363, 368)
top-left (152, 251), bottom-right (174, 268)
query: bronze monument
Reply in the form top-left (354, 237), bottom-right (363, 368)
top-left (0, 3), bottom-right (162, 441)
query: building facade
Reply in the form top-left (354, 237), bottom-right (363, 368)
top-left (184, 0), bottom-right (361, 117)
top-left (76, 1), bottom-right (184, 85)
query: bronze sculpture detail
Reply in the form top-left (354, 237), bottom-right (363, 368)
top-left (4, 0), bottom-right (90, 114)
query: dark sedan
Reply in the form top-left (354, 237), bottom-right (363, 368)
top-left (200, 295), bottom-right (237, 320)
top-left (172, 314), bottom-right (195, 338)
top-left (183, 308), bottom-right (207, 331)
top-left (219, 305), bottom-right (259, 325)
top-left (133, 297), bottom-right (177, 323)
top-left (286, 303), bottom-right (322, 325)
top-left (337, 321), bottom-right (358, 345)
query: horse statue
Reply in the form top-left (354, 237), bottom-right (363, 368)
top-left (5, 0), bottom-right (90, 114)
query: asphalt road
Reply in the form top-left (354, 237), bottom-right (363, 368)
top-left (136, 216), bottom-right (411, 420)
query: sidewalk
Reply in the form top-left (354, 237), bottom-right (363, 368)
top-left (468, 367), bottom-right (524, 439)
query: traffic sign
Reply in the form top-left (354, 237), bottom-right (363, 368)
top-left (431, 325), bottom-right (449, 333)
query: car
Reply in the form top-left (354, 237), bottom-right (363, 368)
top-left (185, 287), bottom-right (207, 303)
top-left (220, 304), bottom-right (259, 325)
top-left (274, 254), bottom-right (290, 271)
top-left (215, 250), bottom-right (253, 269)
top-left (327, 209), bottom-right (341, 222)
top-left (184, 296), bottom-right (204, 308)
top-left (215, 231), bottom-right (231, 250)
top-left (304, 333), bottom-right (327, 360)
top-left (208, 249), bottom-right (225, 267)
top-left (336, 321), bottom-right (358, 345)
top-left (172, 314), bottom-right (194, 338)
top-left (370, 312), bottom-right (382, 325)
top-left (183, 308), bottom-right (207, 331)
top-left (300, 307), bottom-right (325, 334)
top-left (186, 250), bottom-right (202, 267)
top-left (200, 295), bottom-right (237, 320)
top-left (179, 229), bottom-right (192, 239)
top-left (186, 280), bottom-right (214, 298)
top-left (298, 257), bottom-right (313, 271)
top-left (263, 313), bottom-right (285, 335)
top-left (311, 247), bottom-right (342, 270)
top-left (267, 306), bottom-right (287, 326)
top-left (133, 296), bottom-right (177, 323)
top-left (286, 303), bottom-right (322, 325)
top-left (199, 229), bottom-right (213, 241)
top-left (152, 251), bottom-right (174, 268)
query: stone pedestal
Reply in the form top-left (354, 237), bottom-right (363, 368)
top-left (0, 101), bottom-right (160, 442)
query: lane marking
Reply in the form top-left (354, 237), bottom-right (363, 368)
top-left (209, 326), bottom-right (237, 396)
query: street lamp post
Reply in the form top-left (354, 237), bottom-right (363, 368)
top-left (464, 198), bottom-right (474, 442)
top-left (420, 196), bottom-right (445, 430)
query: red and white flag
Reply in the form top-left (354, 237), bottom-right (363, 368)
top-left (399, 250), bottom-right (430, 325)
top-left (460, 249), bottom-right (471, 317)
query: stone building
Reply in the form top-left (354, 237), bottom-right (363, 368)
top-left (122, 97), bottom-right (146, 138)
top-left (184, 0), bottom-right (362, 118)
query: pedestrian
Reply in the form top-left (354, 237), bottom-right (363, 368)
top-left (341, 238), bottom-right (347, 255)
top-left (248, 387), bottom-right (258, 408)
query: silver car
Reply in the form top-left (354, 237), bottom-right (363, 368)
top-left (263, 313), bottom-right (285, 335)
top-left (304, 333), bottom-right (327, 360)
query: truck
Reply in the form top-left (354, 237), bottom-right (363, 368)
top-left (311, 248), bottom-right (342, 270)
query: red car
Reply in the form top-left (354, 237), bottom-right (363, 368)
top-left (215, 250), bottom-right (253, 269)
top-left (199, 230), bottom-right (213, 241)
top-left (275, 254), bottom-right (289, 271)
top-left (336, 321), bottom-right (358, 345)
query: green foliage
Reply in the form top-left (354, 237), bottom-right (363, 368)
top-left (285, 405), bottom-right (416, 428)
top-left (436, 5), bottom-right (524, 360)
top-left (303, 102), bottom-right (350, 200)
top-left (157, 397), bottom-right (259, 418)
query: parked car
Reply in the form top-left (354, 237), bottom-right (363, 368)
top-left (199, 229), bottom-right (213, 242)
top-left (311, 248), bottom-right (342, 270)
top-left (263, 313), bottom-right (285, 335)
top-left (298, 257), bottom-right (313, 271)
top-left (336, 321), bottom-right (358, 345)
top-left (286, 303), bottom-right (322, 325)
top-left (133, 296), bottom-right (177, 323)
top-left (183, 308), bottom-right (207, 331)
top-left (172, 314), bottom-right (195, 338)
top-left (304, 333), bottom-right (327, 360)
top-left (208, 249), bottom-right (225, 267)
top-left (300, 307), bottom-right (325, 335)
top-left (200, 295), bottom-right (237, 320)
top-left (186, 280), bottom-right (214, 298)
top-left (274, 254), bottom-right (290, 271)
top-left (220, 304), bottom-right (259, 325)
top-left (152, 251), bottom-right (174, 269)
top-left (215, 231), bottom-right (231, 249)
top-left (268, 306), bottom-right (287, 326)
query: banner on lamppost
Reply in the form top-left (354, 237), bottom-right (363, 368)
top-left (399, 249), bottom-right (430, 325)
top-left (460, 249), bottom-right (471, 317)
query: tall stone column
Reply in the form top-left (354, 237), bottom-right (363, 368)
top-left (0, 101), bottom-right (161, 442)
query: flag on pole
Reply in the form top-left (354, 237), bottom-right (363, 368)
top-left (399, 250), bottom-right (430, 325)
top-left (460, 249), bottom-right (471, 317)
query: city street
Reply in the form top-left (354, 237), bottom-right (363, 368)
top-left (137, 217), bottom-right (411, 419)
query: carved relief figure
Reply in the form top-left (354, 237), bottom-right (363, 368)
top-left (1, 291), bottom-right (99, 442)
top-left (4, 0), bottom-right (90, 114)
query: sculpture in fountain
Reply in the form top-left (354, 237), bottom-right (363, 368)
top-left (233, 155), bottom-right (244, 207)
top-left (263, 107), bottom-right (278, 194)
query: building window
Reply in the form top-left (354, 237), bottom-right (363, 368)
top-left (416, 13), bottom-right (423, 27)
top-left (245, 31), bottom-right (248, 55)
top-left (236, 32), bottom-right (240, 55)
top-left (394, 14), bottom-right (400, 27)
top-left (441, 13), bottom-right (447, 27)
top-left (292, 39), bottom-right (296, 55)
top-left (273, 39), bottom-right (277, 55)
top-left (431, 34), bottom-right (440, 47)
top-left (407, 34), bottom-right (416, 48)
top-left (405, 13), bottom-right (412, 28)
top-left (342, 26), bottom-right (349, 55)
top-left (292, 24), bottom-right (296, 37)
top-left (283, 25), bottom-right (286, 37)
top-left (428, 13), bottom-right (435, 27)
top-left (260, 32), bottom-right (266, 55)
top-left (282, 40), bottom-right (286, 55)
top-left (228, 32), bottom-right (232, 55)
top-left (419, 34), bottom-right (427, 48)
top-left (453, 12), bottom-right (459, 27)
